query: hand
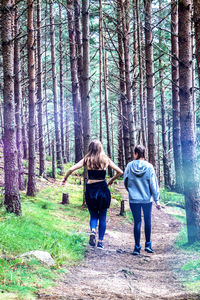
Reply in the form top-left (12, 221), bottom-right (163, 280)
top-left (156, 201), bottom-right (161, 210)
top-left (107, 179), bottom-right (113, 186)
top-left (61, 179), bottom-right (67, 186)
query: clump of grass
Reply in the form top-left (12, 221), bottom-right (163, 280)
top-left (180, 258), bottom-right (200, 293)
top-left (160, 188), bottom-right (185, 208)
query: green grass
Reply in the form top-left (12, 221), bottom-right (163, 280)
top-left (0, 181), bottom-right (89, 299)
top-left (161, 188), bottom-right (200, 293)
top-left (160, 188), bottom-right (185, 208)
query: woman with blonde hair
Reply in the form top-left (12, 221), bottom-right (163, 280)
top-left (62, 140), bottom-right (123, 249)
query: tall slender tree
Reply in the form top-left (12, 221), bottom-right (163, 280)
top-left (27, 0), bottom-right (36, 196)
top-left (37, 0), bottom-right (45, 176)
top-left (171, 0), bottom-right (183, 192)
top-left (120, 0), bottom-right (135, 156)
top-left (14, 4), bottom-right (25, 190)
top-left (82, 0), bottom-right (91, 155)
top-left (117, 0), bottom-right (130, 164)
top-left (144, 0), bottom-right (157, 168)
top-left (1, 0), bottom-right (21, 214)
top-left (59, 3), bottom-right (66, 163)
top-left (178, 0), bottom-right (200, 243)
top-left (67, 0), bottom-right (83, 162)
top-left (49, 0), bottom-right (63, 172)
top-left (136, 0), bottom-right (147, 147)
top-left (193, 0), bottom-right (200, 87)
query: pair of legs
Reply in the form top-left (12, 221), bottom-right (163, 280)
top-left (88, 208), bottom-right (107, 242)
top-left (130, 202), bottom-right (152, 248)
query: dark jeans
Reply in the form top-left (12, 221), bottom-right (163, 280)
top-left (88, 208), bottom-right (107, 240)
top-left (130, 202), bottom-right (152, 247)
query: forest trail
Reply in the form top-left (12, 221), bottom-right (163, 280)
top-left (38, 184), bottom-right (199, 300)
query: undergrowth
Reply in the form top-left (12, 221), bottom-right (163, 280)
top-left (161, 188), bottom-right (200, 294)
top-left (0, 176), bottom-right (88, 299)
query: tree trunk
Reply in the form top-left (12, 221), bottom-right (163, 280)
top-left (121, 0), bottom-right (135, 157)
top-left (44, 0), bottom-right (50, 156)
top-left (159, 66), bottom-right (170, 188)
top-left (27, 0), bottom-right (36, 196)
top-left (1, 0), bottom-right (21, 215)
top-left (136, 0), bottom-right (147, 147)
top-left (49, 0), bottom-right (64, 172)
top-left (117, 1), bottom-right (130, 165)
top-left (74, 0), bottom-right (84, 102)
top-left (158, 0), bottom-right (170, 188)
top-left (14, 5), bottom-right (25, 190)
top-left (82, 0), bottom-right (91, 155)
top-left (178, 0), bottom-right (200, 243)
top-left (99, 0), bottom-right (103, 142)
top-left (171, 0), bottom-right (183, 193)
top-left (21, 50), bottom-right (28, 160)
top-left (144, 0), bottom-right (157, 168)
top-left (193, 0), bottom-right (200, 87)
top-left (67, 0), bottom-right (83, 163)
top-left (132, 0), bottom-right (137, 127)
top-left (37, 0), bottom-right (45, 176)
top-left (59, 3), bottom-right (66, 163)
top-left (103, 35), bottom-right (112, 177)
top-left (118, 99), bottom-right (124, 170)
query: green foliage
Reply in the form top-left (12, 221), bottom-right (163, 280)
top-left (0, 184), bottom-right (88, 298)
top-left (125, 211), bottom-right (133, 223)
top-left (181, 258), bottom-right (200, 293)
top-left (46, 155), bottom-right (52, 162)
top-left (162, 189), bottom-right (200, 293)
top-left (160, 188), bottom-right (185, 208)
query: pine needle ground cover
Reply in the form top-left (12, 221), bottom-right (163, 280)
top-left (0, 183), bottom-right (89, 299)
top-left (161, 189), bottom-right (200, 293)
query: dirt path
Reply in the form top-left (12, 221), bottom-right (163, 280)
top-left (38, 185), bottom-right (199, 300)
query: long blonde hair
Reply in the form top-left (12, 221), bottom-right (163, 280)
top-left (84, 140), bottom-right (109, 169)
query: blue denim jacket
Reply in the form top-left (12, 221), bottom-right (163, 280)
top-left (123, 160), bottom-right (160, 204)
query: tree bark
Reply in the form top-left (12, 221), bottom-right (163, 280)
top-left (193, 0), bottom-right (200, 87)
top-left (74, 0), bottom-right (84, 103)
top-left (37, 0), bottom-right (45, 176)
top-left (120, 0), bottom-right (135, 157)
top-left (59, 3), bottom-right (66, 163)
top-left (136, 0), bottom-right (147, 147)
top-left (117, 1), bottom-right (130, 164)
top-left (99, 0), bottom-right (103, 142)
top-left (1, 0), bottom-right (21, 214)
top-left (14, 4), bottom-right (25, 190)
top-left (27, 0), bottom-right (36, 196)
top-left (144, 0), bottom-right (157, 168)
top-left (67, 0), bottom-right (83, 162)
top-left (132, 0), bottom-right (138, 127)
top-left (103, 35), bottom-right (112, 177)
top-left (178, 0), bottom-right (200, 243)
top-left (21, 49), bottom-right (28, 160)
top-left (171, 0), bottom-right (183, 193)
top-left (82, 0), bottom-right (91, 155)
top-left (49, 0), bottom-right (64, 172)
top-left (44, 1), bottom-right (50, 157)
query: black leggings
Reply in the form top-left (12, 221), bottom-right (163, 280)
top-left (130, 202), bottom-right (152, 247)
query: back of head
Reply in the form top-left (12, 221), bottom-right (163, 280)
top-left (84, 139), bottom-right (108, 169)
top-left (134, 144), bottom-right (146, 160)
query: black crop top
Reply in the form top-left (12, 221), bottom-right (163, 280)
top-left (88, 169), bottom-right (106, 180)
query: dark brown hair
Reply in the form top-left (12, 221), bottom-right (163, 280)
top-left (134, 145), bottom-right (146, 160)
top-left (84, 140), bottom-right (109, 169)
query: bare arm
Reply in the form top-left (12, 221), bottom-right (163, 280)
top-left (62, 159), bottom-right (84, 185)
top-left (107, 158), bottom-right (123, 186)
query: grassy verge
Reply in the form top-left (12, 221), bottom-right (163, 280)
top-left (161, 188), bottom-right (200, 294)
top-left (0, 179), bottom-right (89, 299)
